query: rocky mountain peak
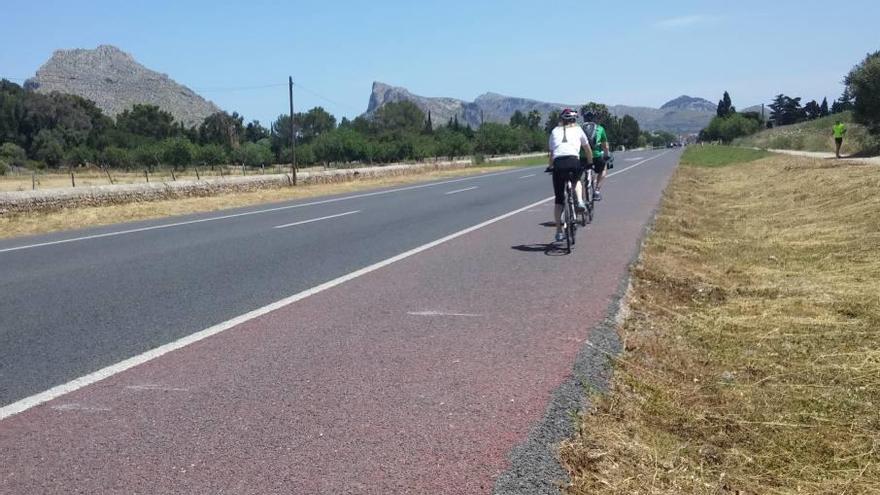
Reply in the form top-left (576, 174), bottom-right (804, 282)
top-left (26, 45), bottom-right (221, 127)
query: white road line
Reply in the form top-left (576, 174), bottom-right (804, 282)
top-left (407, 311), bottom-right (482, 317)
top-left (519, 174), bottom-right (536, 179)
top-left (0, 151), bottom-right (672, 421)
top-left (124, 384), bottom-right (189, 392)
top-left (0, 168), bottom-right (530, 255)
top-left (444, 186), bottom-right (478, 195)
top-left (273, 210), bottom-right (360, 229)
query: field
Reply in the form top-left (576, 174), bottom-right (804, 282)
top-left (560, 147), bottom-right (880, 493)
top-left (734, 111), bottom-right (879, 156)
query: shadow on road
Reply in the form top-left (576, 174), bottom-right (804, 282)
top-left (511, 244), bottom-right (568, 256)
top-left (539, 222), bottom-right (556, 228)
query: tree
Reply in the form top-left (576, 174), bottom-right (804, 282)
top-left (232, 141), bottom-right (273, 167)
top-left (844, 50), bottom-right (880, 133)
top-left (509, 110), bottom-right (527, 128)
top-left (199, 111), bottom-right (244, 148)
top-left (820, 97), bottom-right (830, 117)
top-left (716, 91), bottom-right (735, 118)
top-left (769, 94), bottom-right (806, 126)
top-left (474, 123), bottom-right (520, 155)
top-left (100, 146), bottom-right (133, 169)
top-left (618, 115), bottom-right (641, 149)
top-left (435, 127), bottom-right (472, 159)
top-left (833, 87), bottom-right (855, 114)
top-left (244, 120), bottom-right (269, 143)
top-left (0, 142), bottom-right (27, 168)
top-left (194, 144), bottom-right (228, 167)
top-left (544, 110), bottom-right (560, 133)
top-left (161, 138), bottom-right (195, 170)
top-left (423, 111), bottom-right (433, 134)
top-left (32, 129), bottom-right (66, 167)
top-left (374, 101), bottom-right (424, 134)
top-left (526, 110), bottom-right (542, 131)
top-left (804, 100), bottom-right (822, 120)
top-left (116, 104), bottom-right (176, 140)
top-left (298, 106), bottom-right (337, 142)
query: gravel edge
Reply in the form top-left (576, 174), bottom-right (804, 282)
top-left (492, 209), bottom-right (660, 495)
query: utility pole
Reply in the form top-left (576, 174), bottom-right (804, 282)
top-left (289, 76), bottom-right (297, 185)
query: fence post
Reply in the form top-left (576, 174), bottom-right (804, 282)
top-left (242, 165), bottom-right (246, 176)
top-left (70, 169), bottom-right (75, 188)
top-left (195, 166), bottom-right (200, 180)
top-left (32, 170), bottom-right (36, 190)
top-left (170, 168), bottom-right (176, 181)
top-left (144, 169), bottom-right (149, 183)
top-left (103, 166), bottom-right (113, 184)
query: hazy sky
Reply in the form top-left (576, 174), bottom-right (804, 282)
top-left (2, 0), bottom-right (877, 124)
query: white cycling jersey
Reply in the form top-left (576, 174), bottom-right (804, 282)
top-left (549, 125), bottom-right (589, 159)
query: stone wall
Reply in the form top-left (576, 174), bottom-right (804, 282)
top-left (0, 153), bottom-right (544, 215)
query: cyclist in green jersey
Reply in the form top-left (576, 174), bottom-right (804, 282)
top-left (580, 110), bottom-right (611, 200)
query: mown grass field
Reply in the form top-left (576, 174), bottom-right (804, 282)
top-left (0, 157), bottom-right (544, 239)
top-left (560, 146), bottom-right (880, 494)
top-left (734, 111), bottom-right (879, 156)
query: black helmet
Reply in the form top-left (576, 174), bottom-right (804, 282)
top-left (560, 108), bottom-right (578, 124)
top-left (581, 108), bottom-right (596, 121)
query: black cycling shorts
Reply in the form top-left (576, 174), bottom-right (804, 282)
top-left (552, 156), bottom-right (583, 205)
top-left (591, 156), bottom-right (607, 175)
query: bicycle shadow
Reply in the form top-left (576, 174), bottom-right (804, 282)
top-left (511, 243), bottom-right (569, 256)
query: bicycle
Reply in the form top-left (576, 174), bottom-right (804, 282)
top-left (580, 167), bottom-right (595, 225)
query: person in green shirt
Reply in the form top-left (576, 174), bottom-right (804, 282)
top-left (833, 120), bottom-right (847, 158)
top-left (580, 110), bottom-right (611, 200)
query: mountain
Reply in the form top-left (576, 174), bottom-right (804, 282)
top-left (660, 95), bottom-right (716, 112)
top-left (365, 82), bottom-right (714, 134)
top-left (25, 45), bottom-right (221, 127)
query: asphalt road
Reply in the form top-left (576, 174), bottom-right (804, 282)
top-left (1, 148), bottom-right (681, 494)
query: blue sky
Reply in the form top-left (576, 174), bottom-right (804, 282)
top-left (2, 0), bottom-right (878, 125)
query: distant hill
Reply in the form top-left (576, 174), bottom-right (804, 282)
top-left (25, 45), bottom-right (221, 127)
top-left (365, 82), bottom-right (714, 134)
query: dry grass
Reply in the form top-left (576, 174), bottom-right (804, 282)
top-left (560, 149), bottom-right (880, 494)
top-left (0, 164), bottom-right (522, 239)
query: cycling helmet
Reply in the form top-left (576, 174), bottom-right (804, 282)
top-left (560, 108), bottom-right (578, 124)
top-left (581, 108), bottom-right (596, 121)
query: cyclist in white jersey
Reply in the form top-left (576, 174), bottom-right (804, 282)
top-left (547, 108), bottom-right (593, 242)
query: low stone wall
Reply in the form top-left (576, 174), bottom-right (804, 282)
top-left (0, 153), bottom-right (544, 215)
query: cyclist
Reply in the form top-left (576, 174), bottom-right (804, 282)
top-left (580, 109), bottom-right (611, 200)
top-left (548, 108), bottom-right (593, 242)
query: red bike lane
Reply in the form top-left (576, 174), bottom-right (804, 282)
top-left (1, 153), bottom-right (678, 494)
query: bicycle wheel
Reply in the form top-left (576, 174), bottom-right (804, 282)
top-left (563, 184), bottom-right (573, 253)
top-left (566, 185), bottom-right (576, 250)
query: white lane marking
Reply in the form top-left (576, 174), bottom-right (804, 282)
top-left (519, 174), bottom-right (536, 179)
top-left (124, 384), bottom-right (189, 392)
top-left (273, 210), bottom-right (360, 229)
top-left (0, 168), bottom-right (531, 255)
top-left (407, 311), bottom-right (482, 317)
top-left (0, 151), bottom-right (673, 421)
top-left (625, 156), bottom-right (646, 161)
top-left (444, 186), bottom-right (478, 195)
top-left (50, 403), bottom-right (111, 412)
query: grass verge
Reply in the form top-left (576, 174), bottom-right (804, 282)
top-left (680, 146), bottom-right (769, 167)
top-left (0, 158), bottom-right (542, 239)
top-left (559, 151), bottom-right (880, 493)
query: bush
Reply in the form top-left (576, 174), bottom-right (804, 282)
top-left (0, 143), bottom-right (27, 167)
top-left (194, 143), bottom-right (227, 167)
top-left (232, 141), bottom-right (273, 167)
top-left (161, 138), bottom-right (195, 170)
top-left (100, 146), bottom-right (134, 169)
top-left (0, 159), bottom-right (8, 176)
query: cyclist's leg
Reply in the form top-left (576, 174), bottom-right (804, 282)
top-left (551, 165), bottom-right (566, 236)
top-left (572, 167), bottom-right (585, 207)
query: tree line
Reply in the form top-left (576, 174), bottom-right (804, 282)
top-left (700, 50), bottom-right (880, 143)
top-left (0, 78), bottom-right (657, 175)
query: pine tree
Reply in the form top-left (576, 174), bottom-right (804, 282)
top-left (820, 97), bottom-right (829, 117)
top-left (423, 111), bottom-right (433, 134)
top-left (716, 91), bottom-right (735, 118)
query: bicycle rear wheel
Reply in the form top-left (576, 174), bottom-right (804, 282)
top-left (565, 185), bottom-right (576, 251)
